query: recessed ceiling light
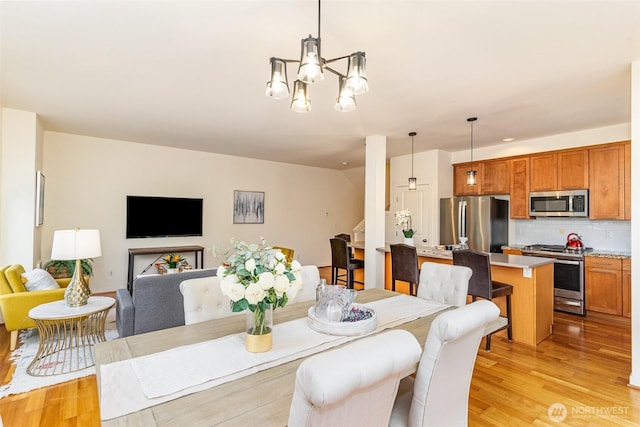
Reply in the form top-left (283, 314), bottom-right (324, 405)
top-left (341, 161), bottom-right (349, 166)
top-left (503, 138), bottom-right (515, 142)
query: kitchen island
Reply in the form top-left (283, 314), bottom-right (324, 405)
top-left (353, 242), bottom-right (555, 346)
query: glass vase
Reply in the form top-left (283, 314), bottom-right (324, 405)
top-left (246, 304), bottom-right (273, 353)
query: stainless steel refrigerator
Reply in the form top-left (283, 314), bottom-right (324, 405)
top-left (440, 196), bottom-right (509, 253)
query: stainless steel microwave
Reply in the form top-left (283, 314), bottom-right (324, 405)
top-left (529, 190), bottom-right (589, 217)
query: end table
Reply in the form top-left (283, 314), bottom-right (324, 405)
top-left (27, 296), bottom-right (115, 376)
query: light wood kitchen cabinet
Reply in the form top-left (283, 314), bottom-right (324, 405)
top-left (585, 257), bottom-right (623, 316)
top-left (557, 149), bottom-right (589, 189)
top-left (589, 144), bottom-right (625, 220)
top-left (481, 159), bottom-right (510, 195)
top-left (509, 156), bottom-right (530, 219)
top-left (453, 162), bottom-right (483, 196)
top-left (622, 259), bottom-right (631, 318)
top-left (624, 142), bottom-right (631, 219)
top-left (529, 153), bottom-right (558, 191)
top-left (530, 149), bottom-right (589, 192)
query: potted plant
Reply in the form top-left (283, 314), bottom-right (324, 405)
top-left (43, 259), bottom-right (94, 279)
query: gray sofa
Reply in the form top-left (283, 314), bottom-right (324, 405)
top-left (115, 268), bottom-right (217, 337)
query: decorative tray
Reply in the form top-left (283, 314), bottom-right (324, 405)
top-left (307, 303), bottom-right (377, 336)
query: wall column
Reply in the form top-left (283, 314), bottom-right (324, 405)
top-left (364, 135), bottom-right (386, 289)
top-left (629, 60), bottom-right (639, 388)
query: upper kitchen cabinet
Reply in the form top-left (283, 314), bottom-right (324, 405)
top-left (558, 149), bottom-right (589, 189)
top-left (530, 149), bottom-right (589, 192)
top-left (589, 143), bottom-right (626, 220)
top-left (453, 162), bottom-right (483, 196)
top-left (509, 156), bottom-right (530, 219)
top-left (529, 153), bottom-right (557, 191)
top-left (481, 159), bottom-right (510, 195)
top-left (624, 142), bottom-right (631, 219)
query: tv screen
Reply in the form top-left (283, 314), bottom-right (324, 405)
top-left (126, 196), bottom-right (203, 238)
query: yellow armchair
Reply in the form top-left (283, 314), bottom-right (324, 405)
top-left (0, 264), bottom-right (72, 350)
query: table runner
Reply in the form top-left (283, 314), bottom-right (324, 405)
top-left (100, 294), bottom-right (448, 420)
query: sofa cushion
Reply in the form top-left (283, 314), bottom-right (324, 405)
top-left (22, 268), bottom-right (61, 291)
top-left (6, 264), bottom-right (27, 293)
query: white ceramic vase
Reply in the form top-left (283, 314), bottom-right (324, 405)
top-left (403, 237), bottom-right (415, 246)
top-left (166, 268), bottom-right (178, 274)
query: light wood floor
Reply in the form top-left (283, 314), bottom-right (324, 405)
top-left (0, 271), bottom-right (638, 426)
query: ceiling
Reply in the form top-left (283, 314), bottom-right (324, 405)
top-left (1, 1), bottom-right (639, 169)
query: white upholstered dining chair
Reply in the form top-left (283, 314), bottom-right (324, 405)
top-left (388, 300), bottom-right (500, 427)
top-left (416, 261), bottom-right (472, 307)
top-left (288, 330), bottom-right (422, 427)
top-left (179, 276), bottom-right (240, 324)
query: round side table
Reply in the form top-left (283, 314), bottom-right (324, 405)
top-left (27, 296), bottom-right (115, 376)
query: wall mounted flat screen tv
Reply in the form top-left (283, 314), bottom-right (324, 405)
top-left (126, 196), bottom-right (203, 238)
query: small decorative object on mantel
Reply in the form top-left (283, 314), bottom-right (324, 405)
top-left (218, 238), bottom-right (302, 352)
top-left (163, 253), bottom-right (185, 274)
top-left (395, 209), bottom-right (415, 245)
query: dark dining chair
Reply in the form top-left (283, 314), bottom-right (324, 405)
top-left (334, 233), bottom-right (354, 258)
top-left (390, 244), bottom-right (420, 296)
top-left (452, 249), bottom-right (513, 351)
top-left (330, 238), bottom-right (364, 289)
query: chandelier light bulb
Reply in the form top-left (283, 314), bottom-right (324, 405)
top-left (290, 80), bottom-right (311, 113)
top-left (265, 58), bottom-right (290, 99)
top-left (297, 37), bottom-right (324, 84)
top-left (335, 76), bottom-right (356, 112)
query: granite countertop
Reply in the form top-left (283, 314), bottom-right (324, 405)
top-left (372, 244), bottom-right (555, 269)
top-left (502, 245), bottom-right (631, 260)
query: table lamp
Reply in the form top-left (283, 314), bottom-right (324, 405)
top-left (51, 228), bottom-right (102, 307)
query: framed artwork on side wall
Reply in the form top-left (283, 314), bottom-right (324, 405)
top-left (35, 171), bottom-right (45, 227)
top-left (233, 191), bottom-right (264, 224)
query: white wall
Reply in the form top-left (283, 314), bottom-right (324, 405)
top-left (451, 123), bottom-right (630, 163)
top-left (389, 149), bottom-right (450, 246)
top-left (41, 131), bottom-right (364, 293)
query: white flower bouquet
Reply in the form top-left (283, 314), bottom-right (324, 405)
top-left (218, 238), bottom-right (302, 335)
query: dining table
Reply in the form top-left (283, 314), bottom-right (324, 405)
top-left (95, 288), bottom-right (452, 426)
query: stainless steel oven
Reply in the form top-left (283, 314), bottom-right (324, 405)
top-left (521, 244), bottom-right (589, 315)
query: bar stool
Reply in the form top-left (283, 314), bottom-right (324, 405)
top-left (390, 244), bottom-right (420, 296)
top-left (452, 249), bottom-right (513, 351)
top-left (329, 238), bottom-right (364, 289)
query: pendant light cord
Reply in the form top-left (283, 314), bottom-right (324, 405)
top-left (411, 134), bottom-right (414, 176)
top-left (467, 117), bottom-right (477, 165)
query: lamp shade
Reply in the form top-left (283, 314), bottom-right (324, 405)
top-left (334, 76), bottom-right (356, 112)
top-left (265, 57), bottom-right (290, 99)
top-left (290, 80), bottom-right (311, 113)
top-left (51, 229), bottom-right (102, 260)
top-left (297, 36), bottom-right (324, 84)
top-left (345, 52), bottom-right (368, 95)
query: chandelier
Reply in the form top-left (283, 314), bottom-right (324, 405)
top-left (265, 0), bottom-right (369, 113)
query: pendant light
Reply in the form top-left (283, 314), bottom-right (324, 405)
top-left (408, 132), bottom-right (417, 190)
top-left (466, 117), bottom-right (478, 185)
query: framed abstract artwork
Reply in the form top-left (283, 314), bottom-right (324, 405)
top-left (35, 171), bottom-right (45, 227)
top-left (233, 191), bottom-right (264, 224)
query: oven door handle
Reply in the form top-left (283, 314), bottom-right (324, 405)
top-left (554, 259), bottom-right (582, 266)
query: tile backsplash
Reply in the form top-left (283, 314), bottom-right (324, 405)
top-left (513, 218), bottom-right (631, 253)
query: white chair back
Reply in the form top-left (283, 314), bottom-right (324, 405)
top-left (291, 265), bottom-right (321, 303)
top-left (179, 276), bottom-right (240, 324)
top-left (389, 300), bottom-right (500, 427)
top-left (416, 262), bottom-right (472, 307)
top-left (288, 330), bottom-right (422, 427)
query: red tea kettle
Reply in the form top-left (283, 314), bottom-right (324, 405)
top-left (566, 233), bottom-right (584, 248)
